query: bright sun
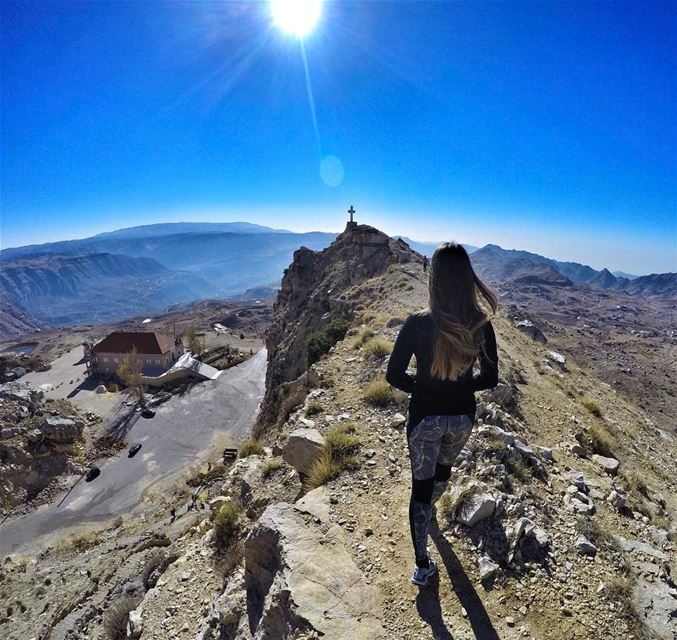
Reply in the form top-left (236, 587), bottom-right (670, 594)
top-left (270, 0), bottom-right (323, 38)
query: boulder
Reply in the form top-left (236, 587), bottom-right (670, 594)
top-left (546, 350), bottom-right (566, 366)
top-left (282, 428), bottom-right (325, 475)
top-left (481, 383), bottom-right (513, 408)
top-left (515, 319), bottom-right (547, 343)
top-left (0, 427), bottom-right (26, 440)
top-left (240, 457), bottom-right (302, 516)
top-left (95, 384), bottom-right (107, 394)
top-left (127, 605), bottom-right (143, 639)
top-left (591, 454), bottom-right (619, 475)
top-left (575, 535), bottom-right (597, 556)
top-left (456, 492), bottom-right (496, 527)
top-left (478, 555), bottom-right (498, 582)
top-left (243, 502), bottom-right (384, 639)
top-left (41, 417), bottom-right (80, 443)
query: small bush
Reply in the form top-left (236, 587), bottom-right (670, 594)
top-left (588, 424), bottom-right (613, 457)
top-left (306, 424), bottom-right (361, 489)
top-left (305, 400), bottom-right (323, 416)
top-left (625, 471), bottom-right (649, 497)
top-left (261, 458), bottom-right (283, 478)
top-left (386, 316), bottom-right (404, 328)
top-left (214, 501), bottom-right (240, 545)
top-left (352, 328), bottom-right (375, 349)
top-left (363, 376), bottom-right (395, 407)
top-left (325, 423), bottom-right (361, 459)
top-left (238, 439), bottom-right (265, 458)
top-left (306, 317), bottom-right (351, 365)
top-left (581, 396), bottom-right (602, 417)
top-left (307, 450), bottom-right (342, 489)
top-left (363, 338), bottom-right (393, 359)
top-left (103, 596), bottom-right (141, 640)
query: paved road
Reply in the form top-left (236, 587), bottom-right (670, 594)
top-left (0, 349), bottom-right (267, 557)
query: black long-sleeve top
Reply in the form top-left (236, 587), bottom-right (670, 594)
top-left (386, 310), bottom-right (499, 432)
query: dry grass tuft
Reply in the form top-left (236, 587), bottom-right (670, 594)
top-left (581, 395), bottom-right (603, 417)
top-left (261, 458), bottom-right (283, 478)
top-left (306, 423), bottom-right (361, 489)
top-left (363, 376), bottom-right (395, 407)
top-left (238, 439), bottom-right (265, 458)
top-left (213, 500), bottom-right (240, 545)
top-left (363, 338), bottom-right (393, 359)
top-left (588, 424), bottom-right (613, 457)
top-left (352, 328), bottom-right (375, 349)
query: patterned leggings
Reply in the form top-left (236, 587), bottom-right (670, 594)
top-left (407, 414), bottom-right (474, 568)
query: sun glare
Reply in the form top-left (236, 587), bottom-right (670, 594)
top-left (270, 0), bottom-right (323, 38)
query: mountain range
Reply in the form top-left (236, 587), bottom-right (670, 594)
top-left (0, 222), bottom-right (674, 339)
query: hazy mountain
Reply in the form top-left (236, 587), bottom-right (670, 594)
top-left (618, 272), bottom-right (677, 296)
top-left (394, 236), bottom-right (479, 256)
top-left (0, 230), bottom-right (338, 296)
top-left (0, 253), bottom-right (212, 326)
top-left (92, 221), bottom-right (290, 239)
top-left (470, 245), bottom-right (573, 287)
top-left (612, 270), bottom-right (638, 280)
top-left (0, 299), bottom-right (43, 341)
top-left (471, 243), bottom-right (675, 297)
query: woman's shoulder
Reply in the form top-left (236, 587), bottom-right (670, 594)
top-left (406, 308), bottom-right (432, 325)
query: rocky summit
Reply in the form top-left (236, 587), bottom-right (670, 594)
top-left (2, 224), bottom-right (675, 640)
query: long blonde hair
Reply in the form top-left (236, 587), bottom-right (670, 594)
top-left (428, 242), bottom-right (498, 380)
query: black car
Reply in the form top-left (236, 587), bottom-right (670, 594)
top-left (85, 467), bottom-right (101, 482)
top-left (141, 408), bottom-right (155, 419)
top-left (128, 443), bottom-right (142, 458)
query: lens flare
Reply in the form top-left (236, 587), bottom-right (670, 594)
top-left (270, 0), bottom-right (322, 38)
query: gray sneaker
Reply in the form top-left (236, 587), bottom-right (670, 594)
top-left (411, 557), bottom-right (437, 586)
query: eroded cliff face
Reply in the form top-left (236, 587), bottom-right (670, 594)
top-left (255, 224), bottom-right (415, 432)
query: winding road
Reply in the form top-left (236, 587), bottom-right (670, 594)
top-left (0, 349), bottom-right (267, 557)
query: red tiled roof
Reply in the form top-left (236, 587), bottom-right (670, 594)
top-left (92, 332), bottom-right (176, 355)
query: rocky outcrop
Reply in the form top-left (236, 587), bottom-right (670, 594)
top-left (282, 427), bottom-right (325, 475)
top-left (256, 224), bottom-right (414, 432)
top-left (242, 500), bottom-right (385, 639)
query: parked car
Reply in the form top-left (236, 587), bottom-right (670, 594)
top-left (141, 408), bottom-right (155, 419)
top-left (85, 467), bottom-right (101, 482)
top-left (128, 443), bottom-right (142, 458)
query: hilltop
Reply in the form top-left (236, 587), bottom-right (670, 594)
top-left (2, 223), bottom-right (675, 640)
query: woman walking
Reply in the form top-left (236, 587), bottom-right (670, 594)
top-left (386, 242), bottom-right (499, 586)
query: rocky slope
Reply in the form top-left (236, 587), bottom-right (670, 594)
top-left (2, 224), bottom-right (675, 640)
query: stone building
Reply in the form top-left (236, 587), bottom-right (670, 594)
top-left (90, 331), bottom-right (183, 376)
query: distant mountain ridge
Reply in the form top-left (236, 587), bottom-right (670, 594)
top-left (0, 252), bottom-right (212, 327)
top-left (1, 223), bottom-right (673, 339)
top-left (471, 244), bottom-right (676, 296)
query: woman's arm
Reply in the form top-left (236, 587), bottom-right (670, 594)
top-left (471, 321), bottom-right (499, 391)
top-left (386, 314), bottom-right (417, 393)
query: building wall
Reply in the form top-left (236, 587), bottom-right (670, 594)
top-left (92, 344), bottom-right (183, 376)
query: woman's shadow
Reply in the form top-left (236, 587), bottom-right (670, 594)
top-left (415, 519), bottom-right (501, 640)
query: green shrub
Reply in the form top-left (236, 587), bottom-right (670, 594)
top-left (213, 501), bottom-right (240, 544)
top-left (363, 339), bottom-right (393, 359)
top-left (238, 439), bottom-right (265, 458)
top-left (363, 376), bottom-right (395, 407)
top-left (261, 458), bottom-right (283, 478)
top-left (306, 317), bottom-right (351, 365)
top-left (581, 396), bottom-right (602, 417)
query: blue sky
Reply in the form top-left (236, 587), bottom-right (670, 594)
top-left (1, 0), bottom-right (675, 274)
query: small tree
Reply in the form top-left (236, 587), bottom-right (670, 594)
top-left (184, 327), bottom-right (202, 355)
top-left (117, 347), bottom-right (145, 403)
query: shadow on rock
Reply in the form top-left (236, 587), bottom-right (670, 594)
top-left (429, 519), bottom-right (502, 640)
